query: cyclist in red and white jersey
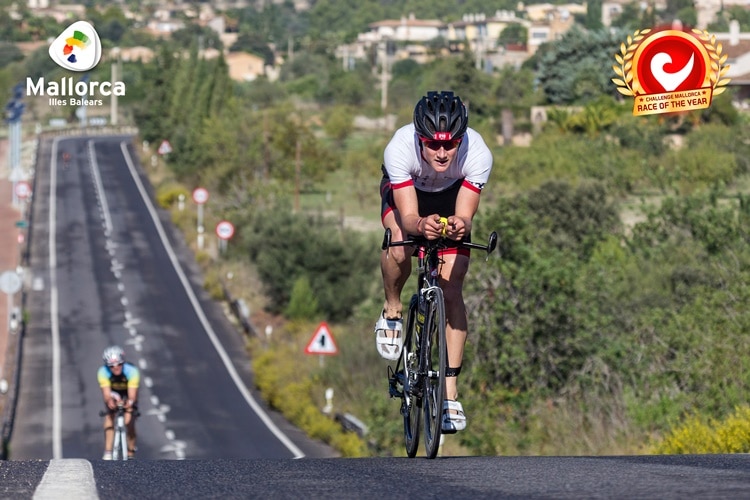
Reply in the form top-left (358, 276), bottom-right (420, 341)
top-left (375, 91), bottom-right (493, 433)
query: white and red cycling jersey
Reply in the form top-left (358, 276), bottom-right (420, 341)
top-left (383, 123), bottom-right (493, 194)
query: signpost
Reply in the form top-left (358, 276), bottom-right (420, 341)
top-left (158, 139), bottom-right (172, 155)
top-left (192, 187), bottom-right (209, 249)
top-left (5, 82), bottom-right (25, 208)
top-left (215, 220), bottom-right (235, 255)
top-left (304, 322), bottom-right (339, 366)
top-left (0, 270), bottom-right (22, 342)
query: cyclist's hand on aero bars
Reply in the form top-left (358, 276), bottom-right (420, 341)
top-left (422, 215), bottom-right (466, 240)
top-left (420, 215), bottom-right (444, 240)
top-left (444, 215), bottom-right (467, 241)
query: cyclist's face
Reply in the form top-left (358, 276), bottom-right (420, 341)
top-left (109, 363), bottom-right (123, 373)
top-left (419, 138), bottom-right (461, 171)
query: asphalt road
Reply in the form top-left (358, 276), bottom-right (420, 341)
top-left (7, 133), bottom-right (334, 461)
top-left (3, 454), bottom-right (750, 498)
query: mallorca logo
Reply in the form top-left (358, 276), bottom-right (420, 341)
top-left (48, 21), bottom-right (101, 72)
top-left (612, 26), bottom-right (730, 116)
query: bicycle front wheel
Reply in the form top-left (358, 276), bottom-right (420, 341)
top-left (112, 427), bottom-right (122, 460)
top-left (402, 295), bottom-right (421, 458)
top-left (422, 287), bottom-right (447, 459)
top-left (120, 424), bottom-right (128, 461)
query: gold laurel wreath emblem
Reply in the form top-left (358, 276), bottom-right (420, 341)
top-left (612, 29), bottom-right (650, 96)
top-left (691, 29), bottom-right (731, 95)
top-left (611, 28), bottom-right (731, 97)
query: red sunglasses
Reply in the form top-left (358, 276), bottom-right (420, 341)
top-left (419, 136), bottom-right (462, 151)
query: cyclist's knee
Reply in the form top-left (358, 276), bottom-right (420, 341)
top-left (441, 283), bottom-right (465, 307)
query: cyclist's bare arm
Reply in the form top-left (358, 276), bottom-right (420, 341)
top-left (101, 386), bottom-right (116, 409)
top-left (126, 387), bottom-right (138, 409)
top-left (445, 186), bottom-right (481, 241)
top-left (392, 185), bottom-right (422, 235)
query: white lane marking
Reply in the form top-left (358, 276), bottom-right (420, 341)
top-left (119, 141), bottom-right (306, 459)
top-left (88, 140), bottom-right (112, 235)
top-left (33, 459), bottom-right (98, 500)
top-left (49, 137), bottom-right (63, 459)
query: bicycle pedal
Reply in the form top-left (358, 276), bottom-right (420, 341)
top-left (388, 369), bottom-right (405, 398)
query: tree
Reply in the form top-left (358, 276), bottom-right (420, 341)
top-left (497, 23), bottom-right (527, 46)
top-left (242, 207), bottom-right (377, 321)
top-left (285, 276), bottom-right (320, 320)
top-left (535, 27), bottom-right (624, 104)
top-left (229, 32), bottom-right (275, 65)
top-left (0, 42), bottom-right (23, 69)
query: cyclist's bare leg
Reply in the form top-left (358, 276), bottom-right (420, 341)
top-left (381, 210), bottom-right (412, 323)
top-left (103, 413), bottom-right (114, 451)
top-left (439, 253), bottom-right (470, 402)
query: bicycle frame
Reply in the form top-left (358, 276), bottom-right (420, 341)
top-left (113, 405), bottom-right (127, 461)
top-left (384, 227), bottom-right (497, 458)
top-left (100, 402), bottom-right (130, 461)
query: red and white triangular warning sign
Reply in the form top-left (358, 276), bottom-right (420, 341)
top-left (158, 139), bottom-right (172, 155)
top-left (304, 322), bottom-right (338, 355)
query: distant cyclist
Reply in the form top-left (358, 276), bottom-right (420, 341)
top-left (375, 91), bottom-right (493, 433)
top-left (97, 345), bottom-right (140, 460)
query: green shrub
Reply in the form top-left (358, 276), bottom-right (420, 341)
top-left (156, 183), bottom-right (189, 209)
top-left (250, 332), bottom-right (368, 457)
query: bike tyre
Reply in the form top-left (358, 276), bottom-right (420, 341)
top-left (120, 422), bottom-right (128, 461)
top-left (402, 295), bottom-right (421, 458)
top-left (422, 287), bottom-right (446, 459)
top-left (112, 426), bottom-right (122, 460)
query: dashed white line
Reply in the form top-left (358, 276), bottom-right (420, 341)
top-left (33, 459), bottom-right (98, 500)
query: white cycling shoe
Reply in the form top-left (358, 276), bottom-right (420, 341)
top-left (374, 312), bottom-right (403, 360)
top-left (442, 400), bottom-right (467, 433)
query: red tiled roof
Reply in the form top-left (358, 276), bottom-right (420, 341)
top-left (721, 39), bottom-right (750, 58)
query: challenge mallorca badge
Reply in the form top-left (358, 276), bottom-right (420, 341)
top-left (612, 26), bottom-right (730, 116)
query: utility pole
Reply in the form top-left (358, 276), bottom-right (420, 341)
top-left (379, 40), bottom-right (388, 112)
top-left (111, 47), bottom-right (121, 126)
top-left (294, 137), bottom-right (301, 213)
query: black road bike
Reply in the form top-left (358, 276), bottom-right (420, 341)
top-left (384, 224), bottom-right (497, 458)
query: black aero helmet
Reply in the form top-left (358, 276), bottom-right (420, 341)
top-left (413, 91), bottom-right (468, 141)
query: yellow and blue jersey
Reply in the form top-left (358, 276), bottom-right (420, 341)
top-left (97, 362), bottom-right (140, 398)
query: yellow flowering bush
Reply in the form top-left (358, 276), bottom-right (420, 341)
top-left (654, 406), bottom-right (750, 454)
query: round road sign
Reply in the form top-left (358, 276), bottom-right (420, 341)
top-left (216, 220), bottom-right (235, 240)
top-left (15, 181), bottom-right (31, 199)
top-left (192, 187), bottom-right (209, 205)
top-left (0, 270), bottom-right (22, 294)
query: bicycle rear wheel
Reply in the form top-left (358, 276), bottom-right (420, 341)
top-left (402, 295), bottom-right (421, 458)
top-left (422, 287), bottom-right (447, 459)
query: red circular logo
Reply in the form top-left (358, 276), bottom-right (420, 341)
top-left (633, 30), bottom-right (711, 94)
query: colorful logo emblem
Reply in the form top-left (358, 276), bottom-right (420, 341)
top-left (48, 21), bottom-right (101, 72)
top-left (612, 27), bottom-right (730, 116)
